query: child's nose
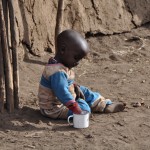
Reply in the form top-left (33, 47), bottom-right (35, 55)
top-left (74, 62), bottom-right (79, 66)
top-left (76, 62), bottom-right (79, 65)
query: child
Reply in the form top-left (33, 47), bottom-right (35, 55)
top-left (38, 29), bottom-right (125, 119)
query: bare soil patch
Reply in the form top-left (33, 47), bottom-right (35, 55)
top-left (0, 23), bottom-right (150, 150)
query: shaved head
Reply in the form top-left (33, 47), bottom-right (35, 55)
top-left (56, 29), bottom-right (90, 54)
top-left (55, 29), bottom-right (90, 68)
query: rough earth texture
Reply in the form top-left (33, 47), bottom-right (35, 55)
top-left (0, 1), bottom-right (150, 150)
top-left (14, 0), bottom-right (150, 59)
top-left (0, 22), bottom-right (150, 150)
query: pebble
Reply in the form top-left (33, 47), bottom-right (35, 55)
top-left (128, 68), bottom-right (133, 73)
top-left (132, 102), bottom-right (141, 107)
top-left (141, 80), bottom-right (146, 83)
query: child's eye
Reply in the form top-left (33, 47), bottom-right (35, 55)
top-left (74, 56), bottom-right (79, 60)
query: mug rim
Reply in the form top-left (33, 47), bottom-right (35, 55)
top-left (73, 110), bottom-right (89, 116)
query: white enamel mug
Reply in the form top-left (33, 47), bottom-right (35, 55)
top-left (67, 111), bottom-right (90, 128)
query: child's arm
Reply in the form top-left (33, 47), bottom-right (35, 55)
top-left (50, 71), bottom-right (82, 114)
top-left (74, 83), bottom-right (85, 100)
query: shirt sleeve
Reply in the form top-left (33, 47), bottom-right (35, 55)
top-left (50, 71), bottom-right (75, 105)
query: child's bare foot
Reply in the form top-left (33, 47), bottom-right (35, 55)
top-left (104, 102), bottom-right (126, 113)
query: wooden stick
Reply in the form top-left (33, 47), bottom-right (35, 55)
top-left (2, 0), bottom-right (9, 47)
top-left (2, 0), bottom-right (12, 66)
top-left (0, 0), bottom-right (14, 113)
top-left (8, 0), bottom-right (19, 109)
top-left (55, 0), bottom-right (64, 51)
top-left (0, 33), bottom-right (5, 113)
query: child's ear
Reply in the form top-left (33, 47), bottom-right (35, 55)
top-left (60, 44), bottom-right (66, 54)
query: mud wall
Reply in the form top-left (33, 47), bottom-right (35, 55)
top-left (13, 0), bottom-right (150, 59)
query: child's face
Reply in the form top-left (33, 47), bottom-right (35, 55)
top-left (60, 43), bottom-right (89, 69)
top-left (56, 30), bottom-right (90, 69)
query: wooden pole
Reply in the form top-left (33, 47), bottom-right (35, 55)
top-left (0, 33), bottom-right (5, 113)
top-left (0, 0), bottom-right (14, 113)
top-left (8, 0), bottom-right (19, 109)
top-left (2, 0), bottom-right (12, 61)
top-left (55, 0), bottom-right (64, 51)
top-left (2, 0), bottom-right (9, 47)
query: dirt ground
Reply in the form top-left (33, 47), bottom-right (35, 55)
top-left (0, 23), bottom-right (150, 150)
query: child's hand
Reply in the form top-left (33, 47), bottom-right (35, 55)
top-left (67, 102), bottom-right (82, 114)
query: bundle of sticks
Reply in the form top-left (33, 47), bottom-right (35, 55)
top-left (0, 0), bottom-right (64, 113)
top-left (0, 0), bottom-right (19, 113)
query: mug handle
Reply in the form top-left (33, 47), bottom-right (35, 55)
top-left (67, 115), bottom-right (73, 125)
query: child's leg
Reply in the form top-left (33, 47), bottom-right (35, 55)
top-left (79, 86), bottom-right (125, 113)
top-left (40, 107), bottom-right (69, 119)
top-left (40, 99), bottom-right (91, 119)
top-left (79, 86), bottom-right (106, 112)
top-left (79, 86), bottom-right (101, 106)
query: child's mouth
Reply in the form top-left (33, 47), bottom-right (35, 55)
top-left (74, 62), bottom-right (79, 66)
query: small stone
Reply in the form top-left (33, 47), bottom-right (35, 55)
top-left (116, 121), bottom-right (124, 126)
top-left (141, 80), bottom-right (146, 83)
top-left (38, 120), bottom-right (43, 124)
top-left (85, 134), bottom-right (94, 138)
top-left (113, 69), bottom-right (117, 72)
top-left (123, 135), bottom-right (128, 138)
top-left (132, 102), bottom-right (141, 107)
top-left (128, 69), bottom-right (133, 73)
top-left (146, 105), bottom-right (150, 109)
top-left (109, 54), bottom-right (118, 61)
top-left (47, 122), bottom-right (53, 126)
top-left (140, 100), bottom-right (145, 105)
